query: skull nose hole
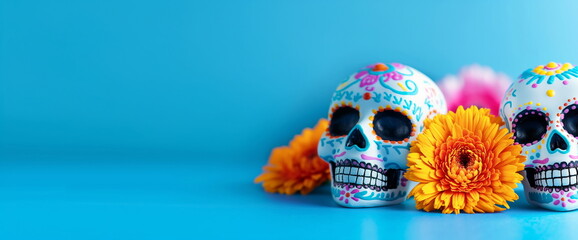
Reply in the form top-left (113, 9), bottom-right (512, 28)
top-left (345, 127), bottom-right (367, 149)
top-left (549, 132), bottom-right (568, 152)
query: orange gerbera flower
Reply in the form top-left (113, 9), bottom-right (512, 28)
top-left (405, 106), bottom-right (525, 214)
top-left (254, 119), bottom-right (331, 195)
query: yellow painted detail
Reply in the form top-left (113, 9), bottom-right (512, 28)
top-left (531, 62), bottom-right (574, 76)
top-left (546, 62), bottom-right (558, 68)
top-left (397, 82), bottom-right (408, 91)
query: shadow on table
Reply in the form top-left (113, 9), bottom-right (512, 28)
top-left (247, 180), bottom-right (553, 213)
top-left (250, 183), bottom-right (416, 211)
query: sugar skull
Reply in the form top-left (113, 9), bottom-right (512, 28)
top-left (500, 62), bottom-right (578, 211)
top-left (318, 63), bottom-right (447, 207)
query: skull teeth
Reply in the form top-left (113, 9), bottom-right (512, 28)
top-left (331, 159), bottom-right (402, 191)
top-left (526, 161), bottom-right (578, 192)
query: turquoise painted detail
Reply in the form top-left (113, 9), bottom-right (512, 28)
top-left (372, 92), bottom-right (381, 103)
top-left (344, 125), bottom-right (369, 151)
top-left (424, 98), bottom-right (433, 109)
top-left (353, 190), bottom-right (406, 201)
top-left (326, 140), bottom-right (335, 147)
top-left (379, 79), bottom-right (418, 95)
top-left (374, 142), bottom-right (409, 156)
top-left (332, 90), bottom-right (355, 101)
top-left (383, 93), bottom-right (423, 120)
top-left (500, 101), bottom-right (512, 130)
top-left (383, 92), bottom-right (393, 102)
top-left (383, 163), bottom-right (403, 169)
top-left (353, 93), bottom-right (362, 102)
top-left (571, 195), bottom-right (578, 200)
top-left (520, 66), bottom-right (578, 85)
top-left (374, 140), bottom-right (385, 152)
top-left (345, 92), bottom-right (353, 101)
top-left (397, 67), bottom-right (414, 76)
top-left (380, 143), bottom-right (391, 154)
top-left (320, 155), bottom-right (334, 162)
top-left (392, 95), bottom-right (403, 104)
top-left (528, 192), bottom-right (554, 203)
top-left (502, 101), bottom-right (512, 110)
top-left (392, 144), bottom-right (410, 154)
top-left (546, 130), bottom-right (570, 154)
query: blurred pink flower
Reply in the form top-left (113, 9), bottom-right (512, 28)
top-left (438, 64), bottom-right (511, 115)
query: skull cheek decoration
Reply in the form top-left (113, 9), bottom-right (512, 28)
top-left (318, 63), bottom-right (447, 207)
top-left (500, 62), bottom-right (578, 211)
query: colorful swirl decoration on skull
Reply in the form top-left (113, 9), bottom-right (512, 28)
top-left (519, 62), bottom-right (578, 87)
top-left (336, 63), bottom-right (418, 95)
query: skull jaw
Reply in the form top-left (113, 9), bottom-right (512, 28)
top-left (521, 170), bottom-right (578, 211)
top-left (328, 160), bottom-right (415, 207)
top-left (330, 182), bottom-right (415, 207)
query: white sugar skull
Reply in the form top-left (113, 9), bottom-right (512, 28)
top-left (318, 63), bottom-right (447, 207)
top-left (500, 62), bottom-right (578, 211)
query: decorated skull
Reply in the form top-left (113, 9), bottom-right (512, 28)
top-left (500, 62), bottom-right (578, 211)
top-left (318, 63), bottom-right (447, 207)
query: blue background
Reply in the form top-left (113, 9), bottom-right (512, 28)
top-left (1, 0), bottom-right (578, 239)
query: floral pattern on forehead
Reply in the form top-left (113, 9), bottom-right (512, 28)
top-left (519, 62), bottom-right (578, 87)
top-left (336, 63), bottom-right (418, 95)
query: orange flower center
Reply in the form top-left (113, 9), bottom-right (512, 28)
top-left (455, 148), bottom-right (479, 170)
top-left (438, 134), bottom-right (488, 193)
top-left (458, 150), bottom-right (474, 168)
top-left (345, 193), bottom-right (351, 197)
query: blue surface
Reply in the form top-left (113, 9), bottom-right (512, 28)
top-left (1, 153), bottom-right (577, 240)
top-left (2, 0), bottom-right (578, 239)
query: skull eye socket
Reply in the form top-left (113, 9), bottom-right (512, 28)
top-left (562, 104), bottom-right (578, 137)
top-left (329, 107), bottom-right (360, 137)
top-left (513, 110), bottom-right (548, 145)
top-left (373, 110), bottom-right (412, 141)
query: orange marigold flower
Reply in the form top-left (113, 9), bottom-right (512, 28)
top-left (254, 119), bottom-right (331, 195)
top-left (405, 106), bottom-right (526, 214)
